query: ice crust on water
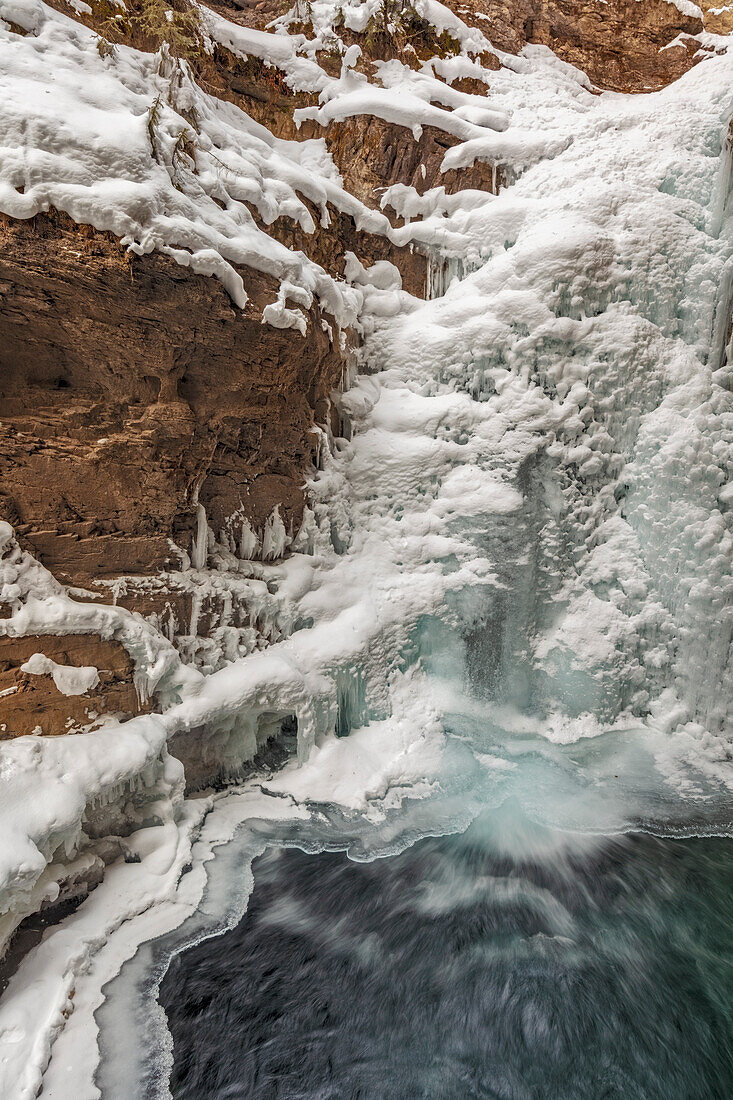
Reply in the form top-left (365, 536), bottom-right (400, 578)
top-left (0, 0), bottom-right (732, 1094)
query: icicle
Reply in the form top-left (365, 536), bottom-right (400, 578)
top-left (165, 605), bottom-right (177, 642)
top-left (291, 505), bottom-right (317, 556)
top-left (191, 503), bottom-right (208, 570)
top-left (134, 670), bottom-right (149, 707)
top-left (219, 590), bottom-right (233, 629)
top-left (189, 592), bottom-right (202, 637)
top-left (710, 123), bottom-right (733, 239)
top-left (261, 506), bottom-right (289, 562)
top-left (239, 518), bottom-right (260, 561)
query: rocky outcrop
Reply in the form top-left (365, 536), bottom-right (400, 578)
top-left (0, 634), bottom-right (143, 737)
top-left (0, 210), bottom-right (342, 587)
top-left (444, 0), bottom-right (705, 92)
top-left (0, 208), bottom-right (349, 735)
top-left (323, 117), bottom-right (504, 208)
top-left (245, 196), bottom-right (428, 293)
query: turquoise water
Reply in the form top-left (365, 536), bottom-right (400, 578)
top-left (158, 815), bottom-right (733, 1099)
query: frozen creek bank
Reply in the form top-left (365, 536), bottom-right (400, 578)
top-left (1, 4), bottom-right (733, 1096)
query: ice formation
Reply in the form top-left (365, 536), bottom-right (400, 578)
top-left (0, 0), bottom-right (731, 1094)
top-left (19, 654), bottom-right (100, 697)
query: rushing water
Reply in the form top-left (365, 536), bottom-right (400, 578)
top-left (156, 813), bottom-right (733, 1100)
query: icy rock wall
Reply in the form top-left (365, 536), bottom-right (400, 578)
top-left (0, 0), bottom-right (729, 838)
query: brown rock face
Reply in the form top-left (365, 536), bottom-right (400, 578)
top-left (0, 211), bottom-right (343, 587)
top-left (446, 0), bottom-right (703, 92)
top-left (324, 117), bottom-right (503, 210)
top-left (246, 197), bottom-right (428, 295)
top-left (0, 634), bottom-right (143, 738)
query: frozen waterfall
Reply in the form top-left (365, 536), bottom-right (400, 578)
top-left (1, 28), bottom-right (732, 1100)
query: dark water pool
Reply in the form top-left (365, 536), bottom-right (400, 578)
top-left (160, 823), bottom-right (733, 1100)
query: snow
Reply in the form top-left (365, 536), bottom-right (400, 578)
top-left (294, 49), bottom-right (510, 142)
top-left (0, 715), bottom-right (174, 977)
top-left (0, 0), bottom-right (593, 323)
top-left (199, 6), bottom-right (332, 95)
top-left (0, 0), bottom-right (731, 1094)
top-left (0, 522), bottom-right (200, 706)
top-left (0, 1), bottom-right (364, 327)
top-left (661, 0), bottom-right (703, 19)
top-left (1, 0), bottom-right (542, 329)
top-left (19, 654), bottom-right (100, 697)
top-left (416, 0), bottom-right (498, 57)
